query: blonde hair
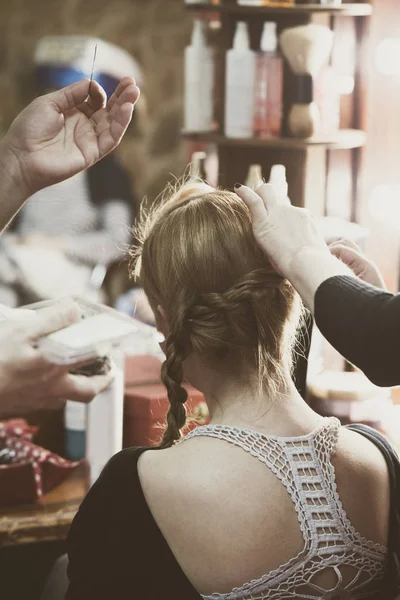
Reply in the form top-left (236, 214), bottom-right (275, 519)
top-left (131, 180), bottom-right (301, 449)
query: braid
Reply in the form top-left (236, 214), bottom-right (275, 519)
top-left (185, 269), bottom-right (296, 393)
top-left (187, 269), bottom-right (287, 346)
top-left (159, 295), bottom-right (191, 449)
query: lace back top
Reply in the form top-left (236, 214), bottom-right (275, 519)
top-left (182, 417), bottom-right (387, 599)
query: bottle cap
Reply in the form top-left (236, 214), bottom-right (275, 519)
top-left (269, 164), bottom-right (288, 199)
top-left (233, 22), bottom-right (250, 51)
top-left (260, 22), bottom-right (278, 53)
top-left (191, 19), bottom-right (207, 47)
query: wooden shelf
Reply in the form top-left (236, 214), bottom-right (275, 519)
top-left (185, 3), bottom-right (372, 17)
top-left (182, 129), bottom-right (367, 150)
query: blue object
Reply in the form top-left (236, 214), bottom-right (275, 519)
top-left (65, 429), bottom-right (86, 461)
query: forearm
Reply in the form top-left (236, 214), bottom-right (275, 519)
top-left (315, 276), bottom-right (400, 386)
top-left (287, 248), bottom-right (355, 313)
top-left (0, 138), bottom-right (31, 232)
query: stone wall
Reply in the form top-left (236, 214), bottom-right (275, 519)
top-left (0, 0), bottom-right (192, 205)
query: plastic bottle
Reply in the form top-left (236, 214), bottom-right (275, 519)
top-left (225, 22), bottom-right (256, 138)
top-left (190, 151), bottom-right (208, 180)
top-left (253, 22), bottom-right (283, 139)
top-left (86, 355), bottom-right (125, 486)
top-left (269, 164), bottom-right (288, 199)
top-left (245, 164), bottom-right (264, 189)
top-left (184, 20), bottom-right (214, 132)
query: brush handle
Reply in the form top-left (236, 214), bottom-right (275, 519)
top-left (288, 103), bottom-right (320, 138)
top-left (294, 75), bottom-right (313, 104)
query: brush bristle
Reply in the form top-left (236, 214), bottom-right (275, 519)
top-left (279, 25), bottom-right (334, 76)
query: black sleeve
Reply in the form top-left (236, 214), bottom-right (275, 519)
top-left (315, 276), bottom-right (400, 387)
top-left (66, 447), bottom-right (150, 600)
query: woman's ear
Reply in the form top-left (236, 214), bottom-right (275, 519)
top-left (156, 305), bottom-right (169, 337)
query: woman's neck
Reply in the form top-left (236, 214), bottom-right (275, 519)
top-left (184, 358), bottom-right (322, 437)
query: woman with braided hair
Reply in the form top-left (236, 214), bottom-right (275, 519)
top-left (66, 181), bottom-right (397, 600)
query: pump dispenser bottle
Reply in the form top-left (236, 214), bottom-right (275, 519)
top-left (225, 22), bottom-right (256, 138)
top-left (184, 20), bottom-right (214, 132)
top-left (254, 22), bottom-right (283, 139)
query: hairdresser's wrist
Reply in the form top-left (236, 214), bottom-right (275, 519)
top-left (0, 138), bottom-right (31, 230)
top-left (288, 246), bottom-right (355, 313)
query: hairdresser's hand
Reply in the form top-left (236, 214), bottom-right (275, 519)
top-left (0, 77), bottom-right (140, 198)
top-left (235, 183), bottom-right (354, 312)
top-left (0, 299), bottom-right (113, 417)
top-left (329, 238), bottom-right (386, 290)
top-left (235, 183), bottom-right (330, 276)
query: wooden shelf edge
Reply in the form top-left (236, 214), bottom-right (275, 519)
top-left (185, 3), bottom-right (372, 17)
top-left (182, 129), bottom-right (367, 150)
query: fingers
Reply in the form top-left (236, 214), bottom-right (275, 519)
top-left (77, 80), bottom-right (107, 118)
top-left (58, 372), bottom-right (114, 403)
top-left (97, 102), bottom-right (135, 158)
top-left (91, 81), bottom-right (139, 158)
top-left (330, 244), bottom-right (362, 266)
top-left (235, 184), bottom-right (269, 222)
top-left (106, 77), bottom-right (138, 112)
top-left (255, 183), bottom-right (285, 210)
top-left (47, 79), bottom-right (95, 114)
top-left (27, 299), bottom-right (82, 340)
top-left (329, 238), bottom-right (361, 253)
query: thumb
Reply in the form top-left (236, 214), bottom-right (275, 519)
top-left (47, 79), bottom-right (106, 114)
top-left (27, 299), bottom-right (82, 340)
top-left (330, 244), bottom-right (364, 269)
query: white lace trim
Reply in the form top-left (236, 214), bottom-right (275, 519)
top-left (181, 417), bottom-right (387, 600)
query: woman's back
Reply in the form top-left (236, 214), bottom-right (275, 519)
top-left (138, 417), bottom-right (390, 599)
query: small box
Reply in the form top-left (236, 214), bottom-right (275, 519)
top-left (0, 419), bottom-right (82, 506)
top-left (124, 383), bottom-right (209, 447)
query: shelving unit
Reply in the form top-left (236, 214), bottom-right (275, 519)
top-left (183, 129), bottom-right (367, 150)
top-left (186, 3), bottom-right (372, 17)
top-left (184, 1), bottom-right (372, 218)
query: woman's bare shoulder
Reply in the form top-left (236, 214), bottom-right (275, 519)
top-left (332, 426), bottom-right (390, 546)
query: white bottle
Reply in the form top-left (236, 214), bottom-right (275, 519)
top-left (245, 164), bottom-right (263, 189)
top-left (269, 164), bottom-right (288, 200)
top-left (190, 151), bottom-right (208, 180)
top-left (184, 20), bottom-right (214, 132)
top-left (86, 354), bottom-right (125, 486)
top-left (225, 22), bottom-right (256, 138)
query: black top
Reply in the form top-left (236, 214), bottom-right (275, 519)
top-left (315, 276), bottom-right (400, 387)
top-left (66, 427), bottom-right (400, 600)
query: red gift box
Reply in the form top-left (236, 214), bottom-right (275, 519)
top-left (124, 355), bottom-right (209, 447)
top-left (0, 419), bottom-right (82, 507)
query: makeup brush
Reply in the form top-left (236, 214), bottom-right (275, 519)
top-left (279, 24), bottom-right (334, 138)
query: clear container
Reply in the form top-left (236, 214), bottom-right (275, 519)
top-left (23, 296), bottom-right (162, 365)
